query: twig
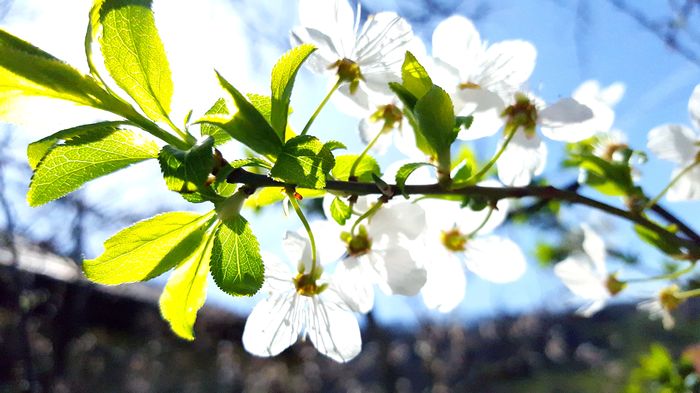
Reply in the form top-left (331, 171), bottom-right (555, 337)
top-left (227, 168), bottom-right (700, 255)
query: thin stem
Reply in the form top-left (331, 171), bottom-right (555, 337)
top-left (623, 262), bottom-right (696, 283)
top-left (165, 116), bottom-right (197, 146)
top-left (301, 78), bottom-right (343, 136)
top-left (645, 161), bottom-right (699, 209)
top-left (287, 192), bottom-right (318, 273)
top-left (351, 199), bottom-right (384, 235)
top-left (678, 287), bottom-right (700, 299)
top-left (469, 124), bottom-right (518, 183)
top-left (350, 126), bottom-right (385, 179)
top-left (466, 207), bottom-right (494, 238)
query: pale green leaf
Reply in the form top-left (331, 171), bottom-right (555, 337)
top-left (270, 135), bottom-right (335, 189)
top-left (159, 231), bottom-right (215, 341)
top-left (99, 0), bottom-right (173, 122)
top-left (331, 154), bottom-right (381, 182)
top-left (0, 29), bottom-right (117, 116)
top-left (414, 85), bottom-right (455, 155)
top-left (210, 216), bottom-right (264, 296)
top-left (27, 121), bottom-right (128, 170)
top-left (324, 140), bottom-right (347, 152)
top-left (247, 93), bottom-right (273, 124)
top-left (158, 137), bottom-right (215, 202)
top-left (395, 162), bottom-right (433, 198)
top-left (83, 211), bottom-right (215, 284)
top-left (86, 0), bottom-right (105, 79)
top-left (28, 128), bottom-right (159, 206)
top-left (244, 187), bottom-right (286, 209)
top-left (401, 51), bottom-right (432, 99)
top-left (330, 196), bottom-right (352, 225)
top-left (200, 98), bottom-right (231, 145)
top-left (201, 72), bottom-right (282, 157)
top-left (271, 44), bottom-right (316, 139)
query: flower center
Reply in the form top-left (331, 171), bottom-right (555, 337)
top-left (441, 228), bottom-right (467, 252)
top-left (330, 58), bottom-right (364, 94)
top-left (342, 226), bottom-right (373, 256)
top-left (459, 81), bottom-right (481, 90)
top-left (293, 272), bottom-right (323, 297)
top-left (659, 285), bottom-right (683, 312)
top-left (501, 93), bottom-right (538, 137)
top-left (605, 273), bottom-right (626, 295)
top-left (370, 104), bottom-right (403, 133)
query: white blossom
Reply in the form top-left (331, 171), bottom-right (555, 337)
top-left (647, 84), bottom-right (700, 201)
top-left (497, 95), bottom-right (594, 186)
top-left (553, 224), bottom-right (621, 317)
top-left (637, 285), bottom-right (683, 330)
top-left (242, 232), bottom-right (361, 363)
top-left (291, 0), bottom-right (413, 113)
top-left (416, 187), bottom-right (526, 312)
top-left (430, 15), bottom-right (537, 140)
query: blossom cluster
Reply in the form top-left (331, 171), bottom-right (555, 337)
top-left (239, 0), bottom-right (700, 363)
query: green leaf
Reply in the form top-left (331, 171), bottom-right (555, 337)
top-left (0, 29), bottom-right (117, 116)
top-left (401, 51), bottom-right (432, 99)
top-left (575, 153), bottom-right (634, 196)
top-left (210, 216), bottom-right (264, 296)
top-left (389, 82), bottom-right (433, 156)
top-left (159, 231), bottom-right (215, 341)
top-left (247, 93), bottom-right (273, 124)
top-left (201, 72), bottom-right (283, 157)
top-left (330, 196), bottom-right (352, 225)
top-left (634, 224), bottom-right (682, 256)
top-left (200, 98), bottom-right (232, 145)
top-left (158, 137), bottom-right (215, 202)
top-left (27, 121), bottom-right (128, 170)
top-left (451, 160), bottom-right (473, 187)
top-left (83, 211), bottom-right (215, 284)
top-left (414, 85), bottom-right (456, 155)
top-left (395, 162), bottom-right (433, 198)
top-left (28, 127), bottom-right (159, 207)
top-left (271, 44), bottom-right (316, 140)
top-left (99, 0), bottom-right (173, 122)
top-left (270, 135), bottom-right (335, 189)
top-left (86, 0), bottom-right (105, 79)
top-left (332, 154), bottom-right (381, 182)
top-left (324, 140), bottom-right (347, 152)
top-left (245, 187), bottom-right (286, 209)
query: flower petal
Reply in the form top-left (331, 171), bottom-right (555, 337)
top-left (261, 251), bottom-right (293, 293)
top-left (540, 98), bottom-right (594, 142)
top-left (243, 292), bottom-right (302, 357)
top-left (464, 236), bottom-right (526, 283)
top-left (309, 220), bottom-right (346, 263)
top-left (369, 201), bottom-right (426, 241)
top-left (667, 164), bottom-right (700, 201)
top-left (479, 40), bottom-right (537, 94)
top-left (455, 88), bottom-right (505, 140)
top-left (307, 294), bottom-right (362, 363)
top-left (581, 224), bottom-right (607, 275)
top-left (282, 231), bottom-right (312, 272)
top-left (647, 124), bottom-right (698, 164)
top-left (374, 244), bottom-right (427, 296)
top-left (497, 132), bottom-right (547, 186)
top-left (576, 299), bottom-right (606, 317)
top-left (421, 249), bottom-right (466, 312)
top-left (355, 12), bottom-right (412, 74)
top-left (334, 256), bottom-right (375, 313)
top-left (432, 15), bottom-right (482, 74)
top-left (553, 253), bottom-right (609, 301)
top-left (298, 0), bottom-right (355, 58)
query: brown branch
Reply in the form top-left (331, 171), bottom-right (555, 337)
top-left (227, 168), bottom-right (700, 256)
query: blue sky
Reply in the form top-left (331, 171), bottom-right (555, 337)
top-left (1, 0), bottom-right (698, 325)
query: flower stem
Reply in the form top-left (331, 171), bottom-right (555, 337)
top-left (645, 161), bottom-right (699, 209)
top-left (287, 191), bottom-right (318, 274)
top-left (623, 262), bottom-right (696, 284)
top-left (466, 207), bottom-right (494, 238)
top-left (350, 200), bottom-right (384, 235)
top-left (678, 287), bottom-right (700, 299)
top-left (469, 124), bottom-right (518, 183)
top-left (350, 125), bottom-right (385, 179)
top-left (301, 78), bottom-right (343, 136)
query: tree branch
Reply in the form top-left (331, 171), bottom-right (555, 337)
top-left (227, 168), bottom-right (700, 256)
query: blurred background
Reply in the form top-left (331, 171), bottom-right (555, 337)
top-left (1, 0), bottom-right (700, 392)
